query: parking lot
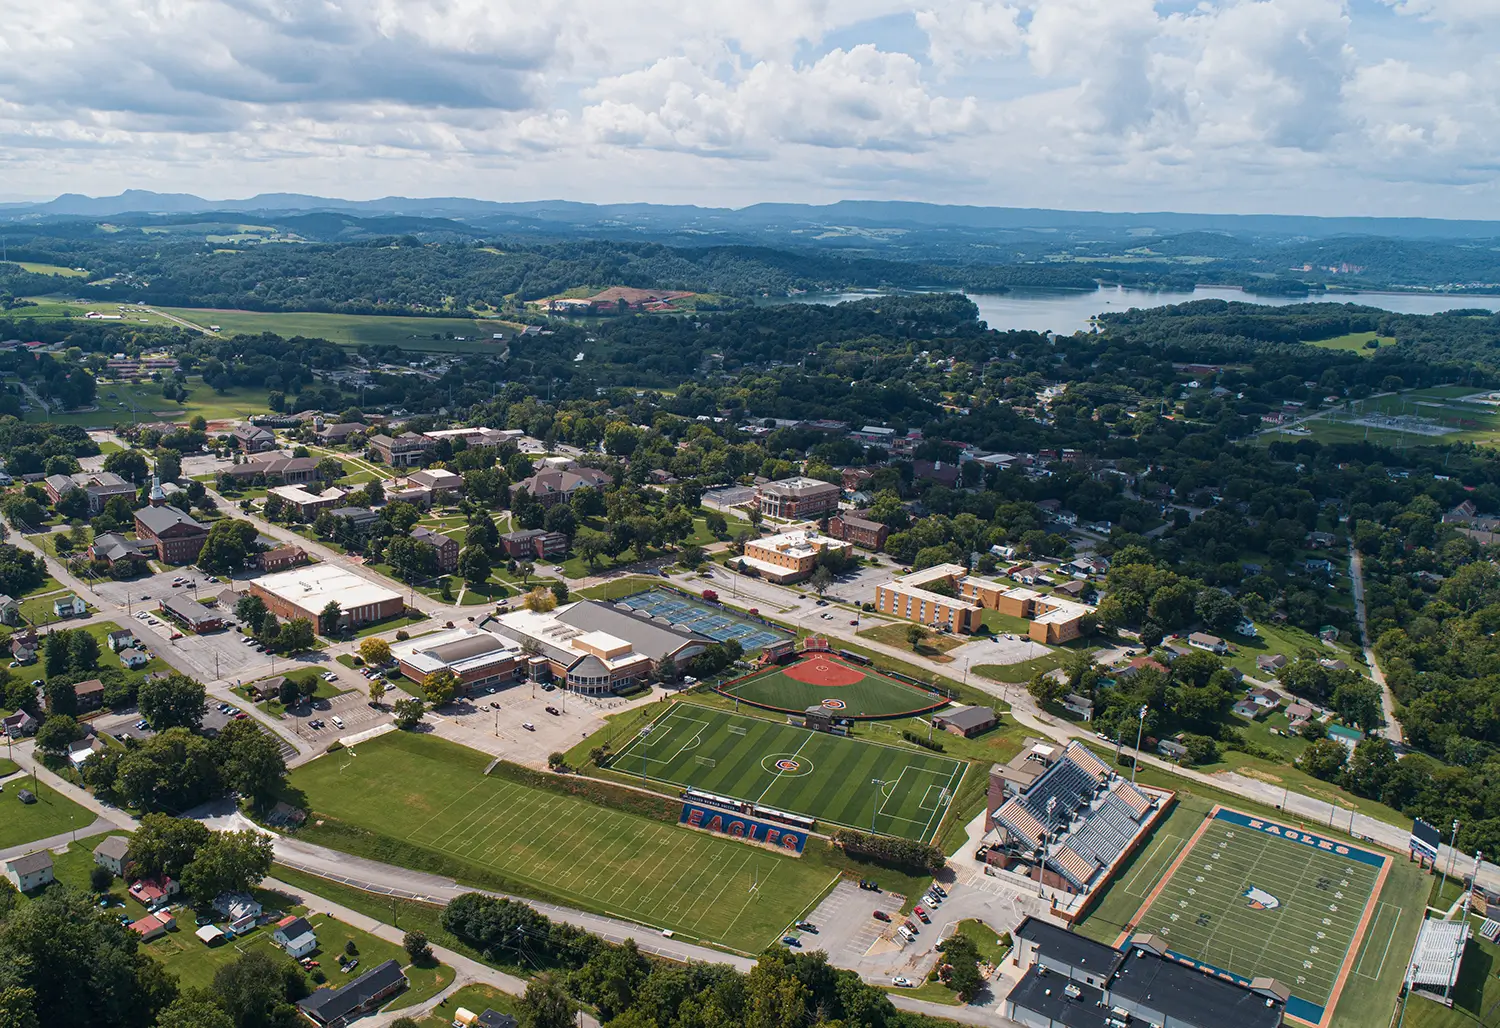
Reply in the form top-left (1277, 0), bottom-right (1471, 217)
top-left (426, 678), bottom-right (660, 767)
top-left (796, 881), bottom-right (930, 983)
top-left (95, 702), bottom-right (242, 745)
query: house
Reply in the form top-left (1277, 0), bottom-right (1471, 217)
top-left (1318, 657), bottom-right (1349, 672)
top-left (231, 425), bottom-right (278, 453)
top-left (368, 432), bottom-right (432, 467)
top-left (1054, 580), bottom-right (1089, 599)
top-left (94, 836), bottom-right (131, 876)
top-left (1256, 653), bottom-right (1287, 673)
top-left (135, 499), bottom-right (209, 564)
top-left (255, 543), bottom-right (308, 572)
top-left (52, 595), bottom-right (88, 618)
top-left (1063, 693), bottom-right (1094, 721)
top-left (9, 628), bottom-right (37, 663)
top-left (72, 678), bottom-right (105, 713)
top-left (1305, 558), bottom-right (1335, 574)
top-left (1187, 632), bottom-right (1227, 655)
top-left (931, 706), bottom-right (998, 737)
top-left (912, 460), bottom-right (960, 488)
top-left (106, 629), bottom-right (136, 652)
top-left (499, 529), bottom-right (568, 559)
top-left (121, 651), bottom-right (151, 670)
top-left (213, 891), bottom-right (262, 931)
top-left (841, 468), bottom-right (875, 492)
top-left (411, 527), bottom-right (459, 572)
top-left (1286, 702), bottom-right (1315, 728)
top-left (273, 915), bottom-right (319, 958)
top-left (89, 532), bottom-right (155, 568)
top-left (296, 959), bottom-right (408, 1027)
top-left (1319, 625), bottom-right (1340, 642)
top-left (3, 851), bottom-right (54, 892)
top-left (1327, 724), bottom-right (1364, 752)
top-left (195, 924), bottom-right (226, 946)
top-left (1232, 699), bottom-right (1260, 719)
top-left (0, 595), bottom-right (17, 625)
top-left (1306, 531), bottom-right (1339, 549)
top-left (1248, 686), bottom-right (1283, 710)
top-left (826, 512), bottom-right (888, 551)
top-left (1157, 739), bottom-right (1189, 760)
top-left (129, 875), bottom-right (180, 909)
top-left (159, 594), bottom-right (223, 633)
top-left (130, 911), bottom-right (175, 941)
top-left (3, 710), bottom-right (38, 737)
top-left (67, 737), bottom-right (104, 767)
top-left (512, 467), bottom-right (611, 507)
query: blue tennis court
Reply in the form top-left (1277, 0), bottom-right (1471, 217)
top-left (615, 589), bottom-right (791, 652)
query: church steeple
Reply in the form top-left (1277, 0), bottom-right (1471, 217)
top-left (149, 474), bottom-right (166, 507)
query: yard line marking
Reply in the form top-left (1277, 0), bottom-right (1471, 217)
top-left (405, 780), bottom-right (486, 841)
top-left (688, 850), bottom-right (755, 928)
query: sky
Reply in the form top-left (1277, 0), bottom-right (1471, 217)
top-left (1, 0), bottom-right (1497, 218)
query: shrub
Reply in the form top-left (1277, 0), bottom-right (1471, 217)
top-left (832, 829), bottom-right (945, 875)
top-left (902, 730), bottom-right (945, 752)
top-left (396, 630), bottom-right (410, 641)
top-left (344, 940), bottom-right (358, 956)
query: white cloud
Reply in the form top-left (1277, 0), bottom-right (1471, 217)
top-left (0, 0), bottom-right (1494, 217)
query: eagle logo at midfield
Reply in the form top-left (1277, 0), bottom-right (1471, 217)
top-left (1243, 886), bottom-right (1281, 911)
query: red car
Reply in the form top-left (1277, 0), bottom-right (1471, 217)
top-left (914, 906), bottom-right (930, 923)
top-left (872, 911), bottom-right (890, 922)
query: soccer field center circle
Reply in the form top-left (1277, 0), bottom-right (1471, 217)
top-left (761, 753), bottom-right (815, 777)
top-left (716, 653), bottom-right (949, 719)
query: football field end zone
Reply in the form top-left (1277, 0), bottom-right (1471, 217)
top-left (1112, 804), bottom-right (1391, 1028)
top-left (613, 700), bottom-right (965, 843)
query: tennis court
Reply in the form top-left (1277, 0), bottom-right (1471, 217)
top-left (614, 589), bottom-right (790, 651)
top-left (612, 702), bottom-right (966, 842)
top-left (1119, 807), bottom-right (1390, 1026)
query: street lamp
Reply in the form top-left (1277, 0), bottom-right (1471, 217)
top-left (1438, 819), bottom-right (1461, 902)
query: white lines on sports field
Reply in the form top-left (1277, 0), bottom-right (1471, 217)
top-left (1352, 903), bottom-right (1401, 981)
top-left (405, 780), bottom-right (487, 841)
top-left (753, 732), bottom-right (812, 806)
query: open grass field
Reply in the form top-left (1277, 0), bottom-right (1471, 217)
top-left (1305, 332), bottom-right (1396, 356)
top-left (289, 731), bottom-right (833, 950)
top-left (1117, 806), bottom-right (1388, 1026)
top-left (612, 702), bottom-right (965, 842)
top-left (0, 778), bottom-right (97, 850)
top-left (11, 262), bottom-right (87, 277)
top-left (10, 299), bottom-right (180, 327)
top-left (159, 308), bottom-right (523, 351)
top-left (21, 376), bottom-right (277, 426)
top-left (716, 653), bottom-right (947, 719)
top-left (1269, 385), bottom-right (1500, 450)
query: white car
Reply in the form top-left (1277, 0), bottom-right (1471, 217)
top-left (331, 716), bottom-right (345, 729)
top-left (892, 977), bottom-right (914, 989)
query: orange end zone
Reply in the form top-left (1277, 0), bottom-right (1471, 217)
top-left (782, 657), bottom-right (866, 687)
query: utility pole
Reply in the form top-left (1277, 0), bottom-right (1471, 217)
top-left (1438, 819), bottom-right (1460, 902)
top-left (1132, 705), bottom-right (1147, 786)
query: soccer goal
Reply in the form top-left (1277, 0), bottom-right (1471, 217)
top-left (695, 756), bottom-right (717, 768)
top-left (728, 725), bottom-right (749, 737)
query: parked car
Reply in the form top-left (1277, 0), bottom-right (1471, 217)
top-left (795, 921), bottom-right (817, 932)
top-left (331, 716), bottom-right (345, 729)
top-left (892, 977), bottom-right (913, 988)
top-left (522, 722), bottom-right (536, 731)
top-left (545, 706), bottom-right (560, 716)
top-left (931, 884), bottom-right (947, 899)
top-left (914, 907), bottom-right (930, 923)
top-left (781, 936), bottom-right (800, 947)
top-left (872, 911), bottom-right (890, 922)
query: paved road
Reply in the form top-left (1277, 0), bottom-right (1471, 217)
top-left (1349, 544), bottom-right (1403, 743)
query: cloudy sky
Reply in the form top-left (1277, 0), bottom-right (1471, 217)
top-left (1, 0), bottom-right (1496, 218)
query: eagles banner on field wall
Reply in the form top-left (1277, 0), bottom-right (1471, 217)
top-left (679, 801), bottom-right (806, 853)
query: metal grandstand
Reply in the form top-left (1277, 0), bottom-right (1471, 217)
top-left (1407, 918), bottom-right (1471, 1008)
top-left (989, 741), bottom-right (1163, 893)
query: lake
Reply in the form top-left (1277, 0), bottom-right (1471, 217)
top-left (773, 285), bottom-right (1499, 335)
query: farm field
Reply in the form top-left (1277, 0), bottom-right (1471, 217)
top-left (613, 702), bottom-right (965, 842)
top-left (288, 731), bottom-right (832, 950)
top-left (19, 376), bottom-right (277, 426)
top-left (11, 263), bottom-right (87, 277)
top-left (9, 299), bottom-right (181, 328)
top-left (716, 653), bottom-right (947, 718)
top-left (158, 308), bottom-right (523, 351)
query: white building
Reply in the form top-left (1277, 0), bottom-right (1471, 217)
top-left (249, 564), bottom-right (404, 629)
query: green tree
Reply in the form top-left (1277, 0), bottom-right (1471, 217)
top-left (156, 997), bottom-right (235, 1028)
top-left (1298, 738), bottom-right (1349, 780)
top-left (459, 546), bottom-right (491, 587)
top-left (941, 931), bottom-right (984, 1002)
top-left (198, 519), bottom-right (261, 574)
top-left (139, 673), bottom-right (206, 731)
top-left (235, 594), bottom-right (268, 634)
top-left (215, 719), bottom-right (288, 807)
top-left (43, 632), bottom-right (71, 681)
top-left (180, 830), bottom-right (275, 905)
top-left (905, 625), bottom-right (926, 650)
top-left (809, 566), bottom-right (833, 597)
top-left (44, 680), bottom-right (76, 718)
top-left (101, 448), bottom-right (150, 483)
top-left (318, 601), bottom-right (343, 636)
top-left (34, 714), bottom-right (80, 758)
top-left (422, 669), bottom-right (460, 706)
top-left (211, 948), bottom-right (308, 1028)
top-left (359, 637), bottom-right (391, 664)
top-left (127, 814), bottom-right (213, 878)
top-left (369, 679), bottom-right (388, 705)
top-left (392, 697), bottom-right (425, 729)
top-left (402, 930), bottom-right (433, 965)
top-left (520, 974), bottom-right (576, 1028)
top-left (67, 630), bottom-right (99, 673)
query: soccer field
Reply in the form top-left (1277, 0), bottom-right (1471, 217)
top-left (612, 702), bottom-right (966, 842)
top-left (290, 731), bottom-right (831, 949)
top-left (717, 653), bottom-right (948, 719)
top-left (1122, 807), bottom-right (1389, 1025)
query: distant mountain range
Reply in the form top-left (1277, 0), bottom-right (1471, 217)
top-left (4, 190), bottom-right (1499, 241)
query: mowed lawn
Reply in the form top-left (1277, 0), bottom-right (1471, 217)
top-left (289, 732), bottom-right (830, 950)
top-left (719, 657), bottom-right (947, 718)
top-left (159, 308), bottom-right (520, 351)
top-left (613, 703), bottom-right (966, 842)
top-left (0, 780), bottom-right (98, 850)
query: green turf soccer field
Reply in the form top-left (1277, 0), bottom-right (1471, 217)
top-left (715, 653), bottom-right (948, 719)
top-left (611, 702), bottom-right (966, 842)
top-left (289, 731), bottom-right (831, 949)
top-left (1121, 807), bottom-right (1389, 1026)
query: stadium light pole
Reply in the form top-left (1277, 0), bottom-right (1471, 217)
top-left (1131, 705), bottom-right (1147, 786)
top-left (870, 778), bottom-right (891, 832)
top-left (1438, 819), bottom-right (1460, 902)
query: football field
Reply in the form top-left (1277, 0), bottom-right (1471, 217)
top-left (612, 702), bottom-right (966, 842)
top-left (1121, 807), bottom-right (1390, 1026)
top-left (290, 731), bottom-right (831, 950)
top-left (716, 653), bottom-right (947, 718)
